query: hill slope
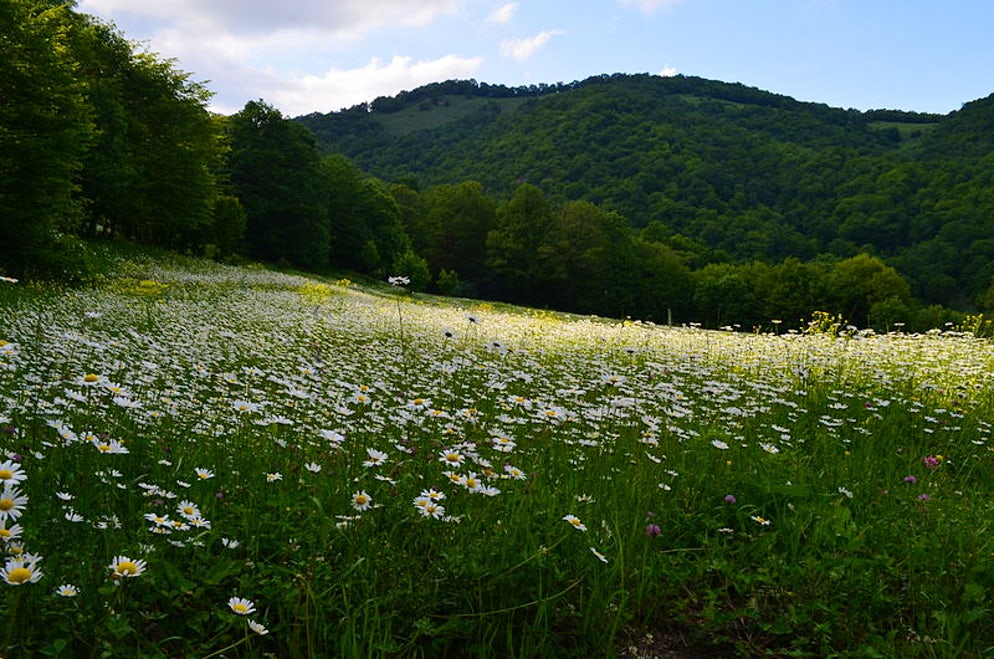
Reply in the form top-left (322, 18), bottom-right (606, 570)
top-left (296, 73), bottom-right (994, 307)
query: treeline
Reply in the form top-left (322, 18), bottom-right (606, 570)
top-left (167, 95), bottom-right (936, 330)
top-left (0, 1), bottom-right (984, 331)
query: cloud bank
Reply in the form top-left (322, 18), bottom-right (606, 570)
top-left (618, 0), bottom-right (684, 14)
top-left (272, 55), bottom-right (484, 116)
top-left (499, 30), bottom-right (566, 62)
top-left (78, 0), bottom-right (471, 115)
top-left (487, 3), bottom-right (519, 25)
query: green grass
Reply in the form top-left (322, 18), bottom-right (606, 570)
top-left (375, 95), bottom-right (531, 137)
top-left (1, 252), bottom-right (992, 657)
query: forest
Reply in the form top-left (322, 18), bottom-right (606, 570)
top-left (4, 0), bottom-right (994, 331)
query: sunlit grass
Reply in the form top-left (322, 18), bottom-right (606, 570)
top-left (1, 255), bottom-right (992, 657)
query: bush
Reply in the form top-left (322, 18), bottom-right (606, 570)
top-left (392, 249), bottom-right (431, 292)
top-left (19, 233), bottom-right (98, 285)
top-left (436, 269), bottom-right (460, 296)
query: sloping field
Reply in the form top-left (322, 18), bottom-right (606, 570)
top-left (1, 256), bottom-right (992, 656)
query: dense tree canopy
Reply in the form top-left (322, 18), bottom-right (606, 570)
top-left (225, 100), bottom-right (329, 270)
top-left (1, 0), bottom-right (225, 279)
top-left (0, 0), bottom-right (92, 279)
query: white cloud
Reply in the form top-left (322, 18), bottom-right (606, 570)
top-left (487, 3), bottom-right (519, 25)
top-left (77, 0), bottom-right (476, 115)
top-left (80, 0), bottom-right (460, 38)
top-left (659, 66), bottom-right (678, 77)
top-left (268, 54), bottom-right (484, 116)
top-left (618, 0), bottom-right (684, 14)
top-left (499, 30), bottom-right (565, 62)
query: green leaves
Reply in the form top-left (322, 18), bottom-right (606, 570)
top-left (227, 101), bottom-right (329, 270)
top-left (0, 0), bottom-right (93, 279)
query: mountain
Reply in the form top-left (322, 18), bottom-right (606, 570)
top-left (295, 73), bottom-right (994, 309)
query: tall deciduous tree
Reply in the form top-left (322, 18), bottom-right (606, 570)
top-left (355, 177), bottom-right (409, 273)
top-left (542, 200), bottom-right (632, 313)
top-left (322, 153), bottom-right (367, 270)
top-left (486, 183), bottom-right (553, 304)
top-left (826, 253), bottom-right (912, 327)
top-left (227, 100), bottom-right (329, 270)
top-left (417, 182), bottom-right (496, 283)
top-left (322, 155), bottom-right (412, 274)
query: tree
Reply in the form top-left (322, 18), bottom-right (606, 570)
top-left (115, 52), bottom-right (221, 248)
top-left (391, 249), bottom-right (431, 292)
top-left (541, 200), bottom-right (633, 313)
top-left (356, 178), bottom-right (409, 273)
top-left (826, 254), bottom-right (912, 327)
top-left (417, 182), bottom-right (496, 283)
top-left (207, 195), bottom-right (247, 257)
top-left (693, 263), bottom-right (771, 328)
top-left (631, 239), bottom-right (695, 323)
top-left (322, 155), bottom-right (412, 274)
top-left (323, 154), bottom-right (368, 270)
top-left (763, 258), bottom-right (831, 327)
top-left (486, 183), bottom-right (553, 304)
top-left (227, 100), bottom-right (329, 270)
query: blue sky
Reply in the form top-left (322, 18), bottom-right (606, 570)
top-left (77, 0), bottom-right (994, 117)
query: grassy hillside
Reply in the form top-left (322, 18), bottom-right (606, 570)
top-left (1, 251), bottom-right (993, 656)
top-left (373, 94), bottom-right (532, 138)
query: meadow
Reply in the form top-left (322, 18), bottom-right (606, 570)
top-left (0, 252), bottom-right (992, 657)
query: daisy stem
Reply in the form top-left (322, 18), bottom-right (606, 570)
top-left (395, 295), bottom-right (409, 381)
top-left (201, 627), bottom-right (250, 659)
top-left (493, 535), bottom-right (568, 580)
top-left (3, 586), bottom-right (23, 649)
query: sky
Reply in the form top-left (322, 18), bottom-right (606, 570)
top-left (76, 0), bottom-right (994, 118)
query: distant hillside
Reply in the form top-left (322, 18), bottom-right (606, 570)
top-left (297, 74), bottom-right (945, 201)
top-left (915, 93), bottom-right (994, 159)
top-left (295, 73), bottom-right (994, 308)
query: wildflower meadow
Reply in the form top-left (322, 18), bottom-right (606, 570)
top-left (1, 251), bottom-right (992, 657)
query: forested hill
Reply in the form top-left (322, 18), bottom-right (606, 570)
top-left (296, 74), bottom-right (994, 310)
top-left (7, 0), bottom-right (994, 334)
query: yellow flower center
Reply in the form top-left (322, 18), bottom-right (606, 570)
top-left (0, 529), bottom-right (9, 538)
top-left (0, 498), bottom-right (13, 511)
top-left (6, 567), bottom-right (32, 583)
top-left (233, 603), bottom-right (249, 614)
top-left (98, 444), bottom-right (111, 452)
top-left (0, 470), bottom-right (12, 480)
top-left (84, 373), bottom-right (100, 382)
top-left (117, 561), bottom-right (138, 575)
top-left (354, 495), bottom-right (368, 506)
